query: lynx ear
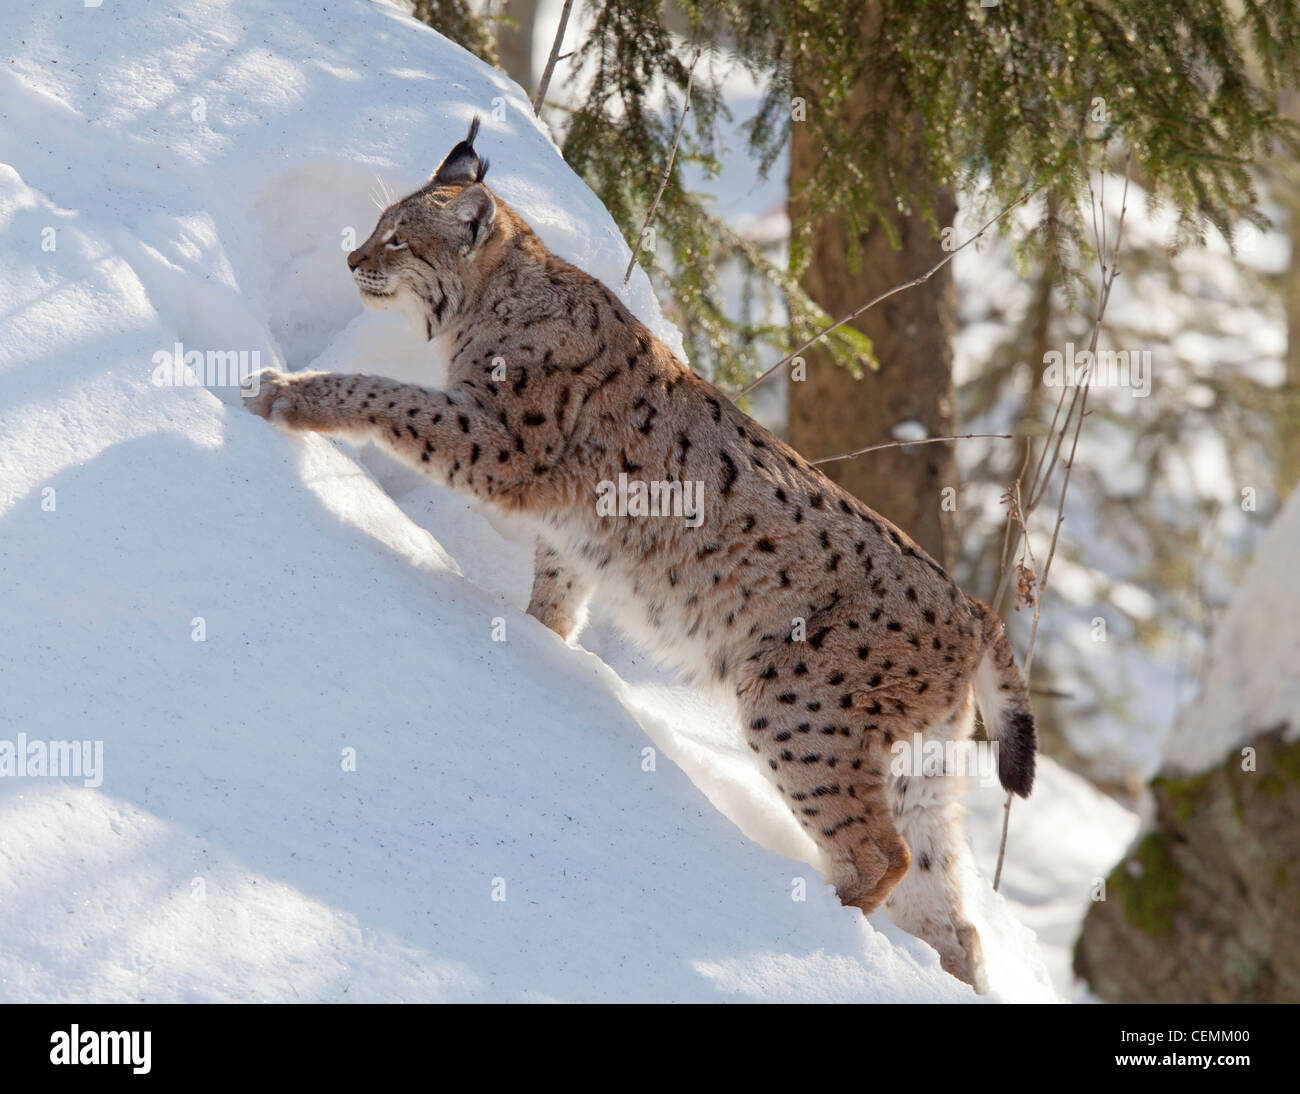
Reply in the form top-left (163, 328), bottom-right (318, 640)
top-left (432, 116), bottom-right (489, 186)
top-left (444, 183), bottom-right (496, 254)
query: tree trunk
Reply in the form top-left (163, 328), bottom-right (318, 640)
top-left (496, 0), bottom-right (537, 94)
top-left (786, 5), bottom-right (958, 568)
top-left (1278, 92), bottom-right (1300, 497)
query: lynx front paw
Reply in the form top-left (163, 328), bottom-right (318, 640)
top-left (242, 369), bottom-right (307, 429)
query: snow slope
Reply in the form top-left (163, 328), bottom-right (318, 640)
top-left (0, 0), bottom-right (1120, 1002)
top-left (1160, 485), bottom-right (1300, 776)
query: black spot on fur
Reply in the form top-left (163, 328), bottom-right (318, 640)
top-left (719, 452), bottom-right (738, 495)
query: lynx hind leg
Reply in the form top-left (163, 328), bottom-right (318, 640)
top-left (823, 783), bottom-right (912, 918)
top-left (748, 701), bottom-right (910, 915)
top-left (525, 541), bottom-right (592, 643)
top-left (884, 691), bottom-right (989, 993)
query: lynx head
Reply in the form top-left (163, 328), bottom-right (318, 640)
top-left (347, 117), bottom-right (497, 339)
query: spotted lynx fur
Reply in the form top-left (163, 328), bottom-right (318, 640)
top-left (245, 120), bottom-right (1036, 992)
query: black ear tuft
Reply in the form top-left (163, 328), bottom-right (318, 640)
top-left (432, 116), bottom-right (486, 187)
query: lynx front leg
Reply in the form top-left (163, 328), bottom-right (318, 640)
top-left (243, 369), bottom-right (556, 511)
top-left (884, 693), bottom-right (989, 993)
top-left (526, 541), bottom-right (593, 642)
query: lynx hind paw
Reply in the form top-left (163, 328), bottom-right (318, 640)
top-left (241, 369), bottom-right (300, 425)
top-left (946, 922), bottom-right (989, 995)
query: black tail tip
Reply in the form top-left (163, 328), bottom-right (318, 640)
top-left (998, 710), bottom-right (1037, 798)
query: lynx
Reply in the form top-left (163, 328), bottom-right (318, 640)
top-left (244, 119), bottom-right (1036, 992)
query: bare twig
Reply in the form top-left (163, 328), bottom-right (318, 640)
top-left (990, 152), bottom-right (1120, 607)
top-left (1022, 154), bottom-right (1132, 679)
top-left (989, 385), bottom-right (1077, 613)
top-left (992, 149), bottom-right (1133, 892)
top-left (995, 441), bottom-right (1032, 608)
top-left (623, 50), bottom-right (701, 285)
top-left (992, 794), bottom-right (1015, 892)
top-left (532, 0), bottom-right (575, 114)
top-left (1026, 382), bottom-right (1083, 512)
top-left (733, 188), bottom-right (1038, 400)
top-left (809, 432), bottom-right (1013, 466)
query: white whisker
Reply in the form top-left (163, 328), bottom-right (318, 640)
top-left (369, 173), bottom-right (397, 212)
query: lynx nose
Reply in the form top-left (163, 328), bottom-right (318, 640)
top-left (347, 248), bottom-right (364, 272)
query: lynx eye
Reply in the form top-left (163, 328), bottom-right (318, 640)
top-left (385, 231), bottom-right (408, 251)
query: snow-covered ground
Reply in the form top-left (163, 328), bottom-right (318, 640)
top-left (0, 0), bottom-right (1134, 1002)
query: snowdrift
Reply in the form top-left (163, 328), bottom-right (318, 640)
top-left (0, 0), bottom-right (1123, 1001)
top-left (1161, 486), bottom-right (1300, 777)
